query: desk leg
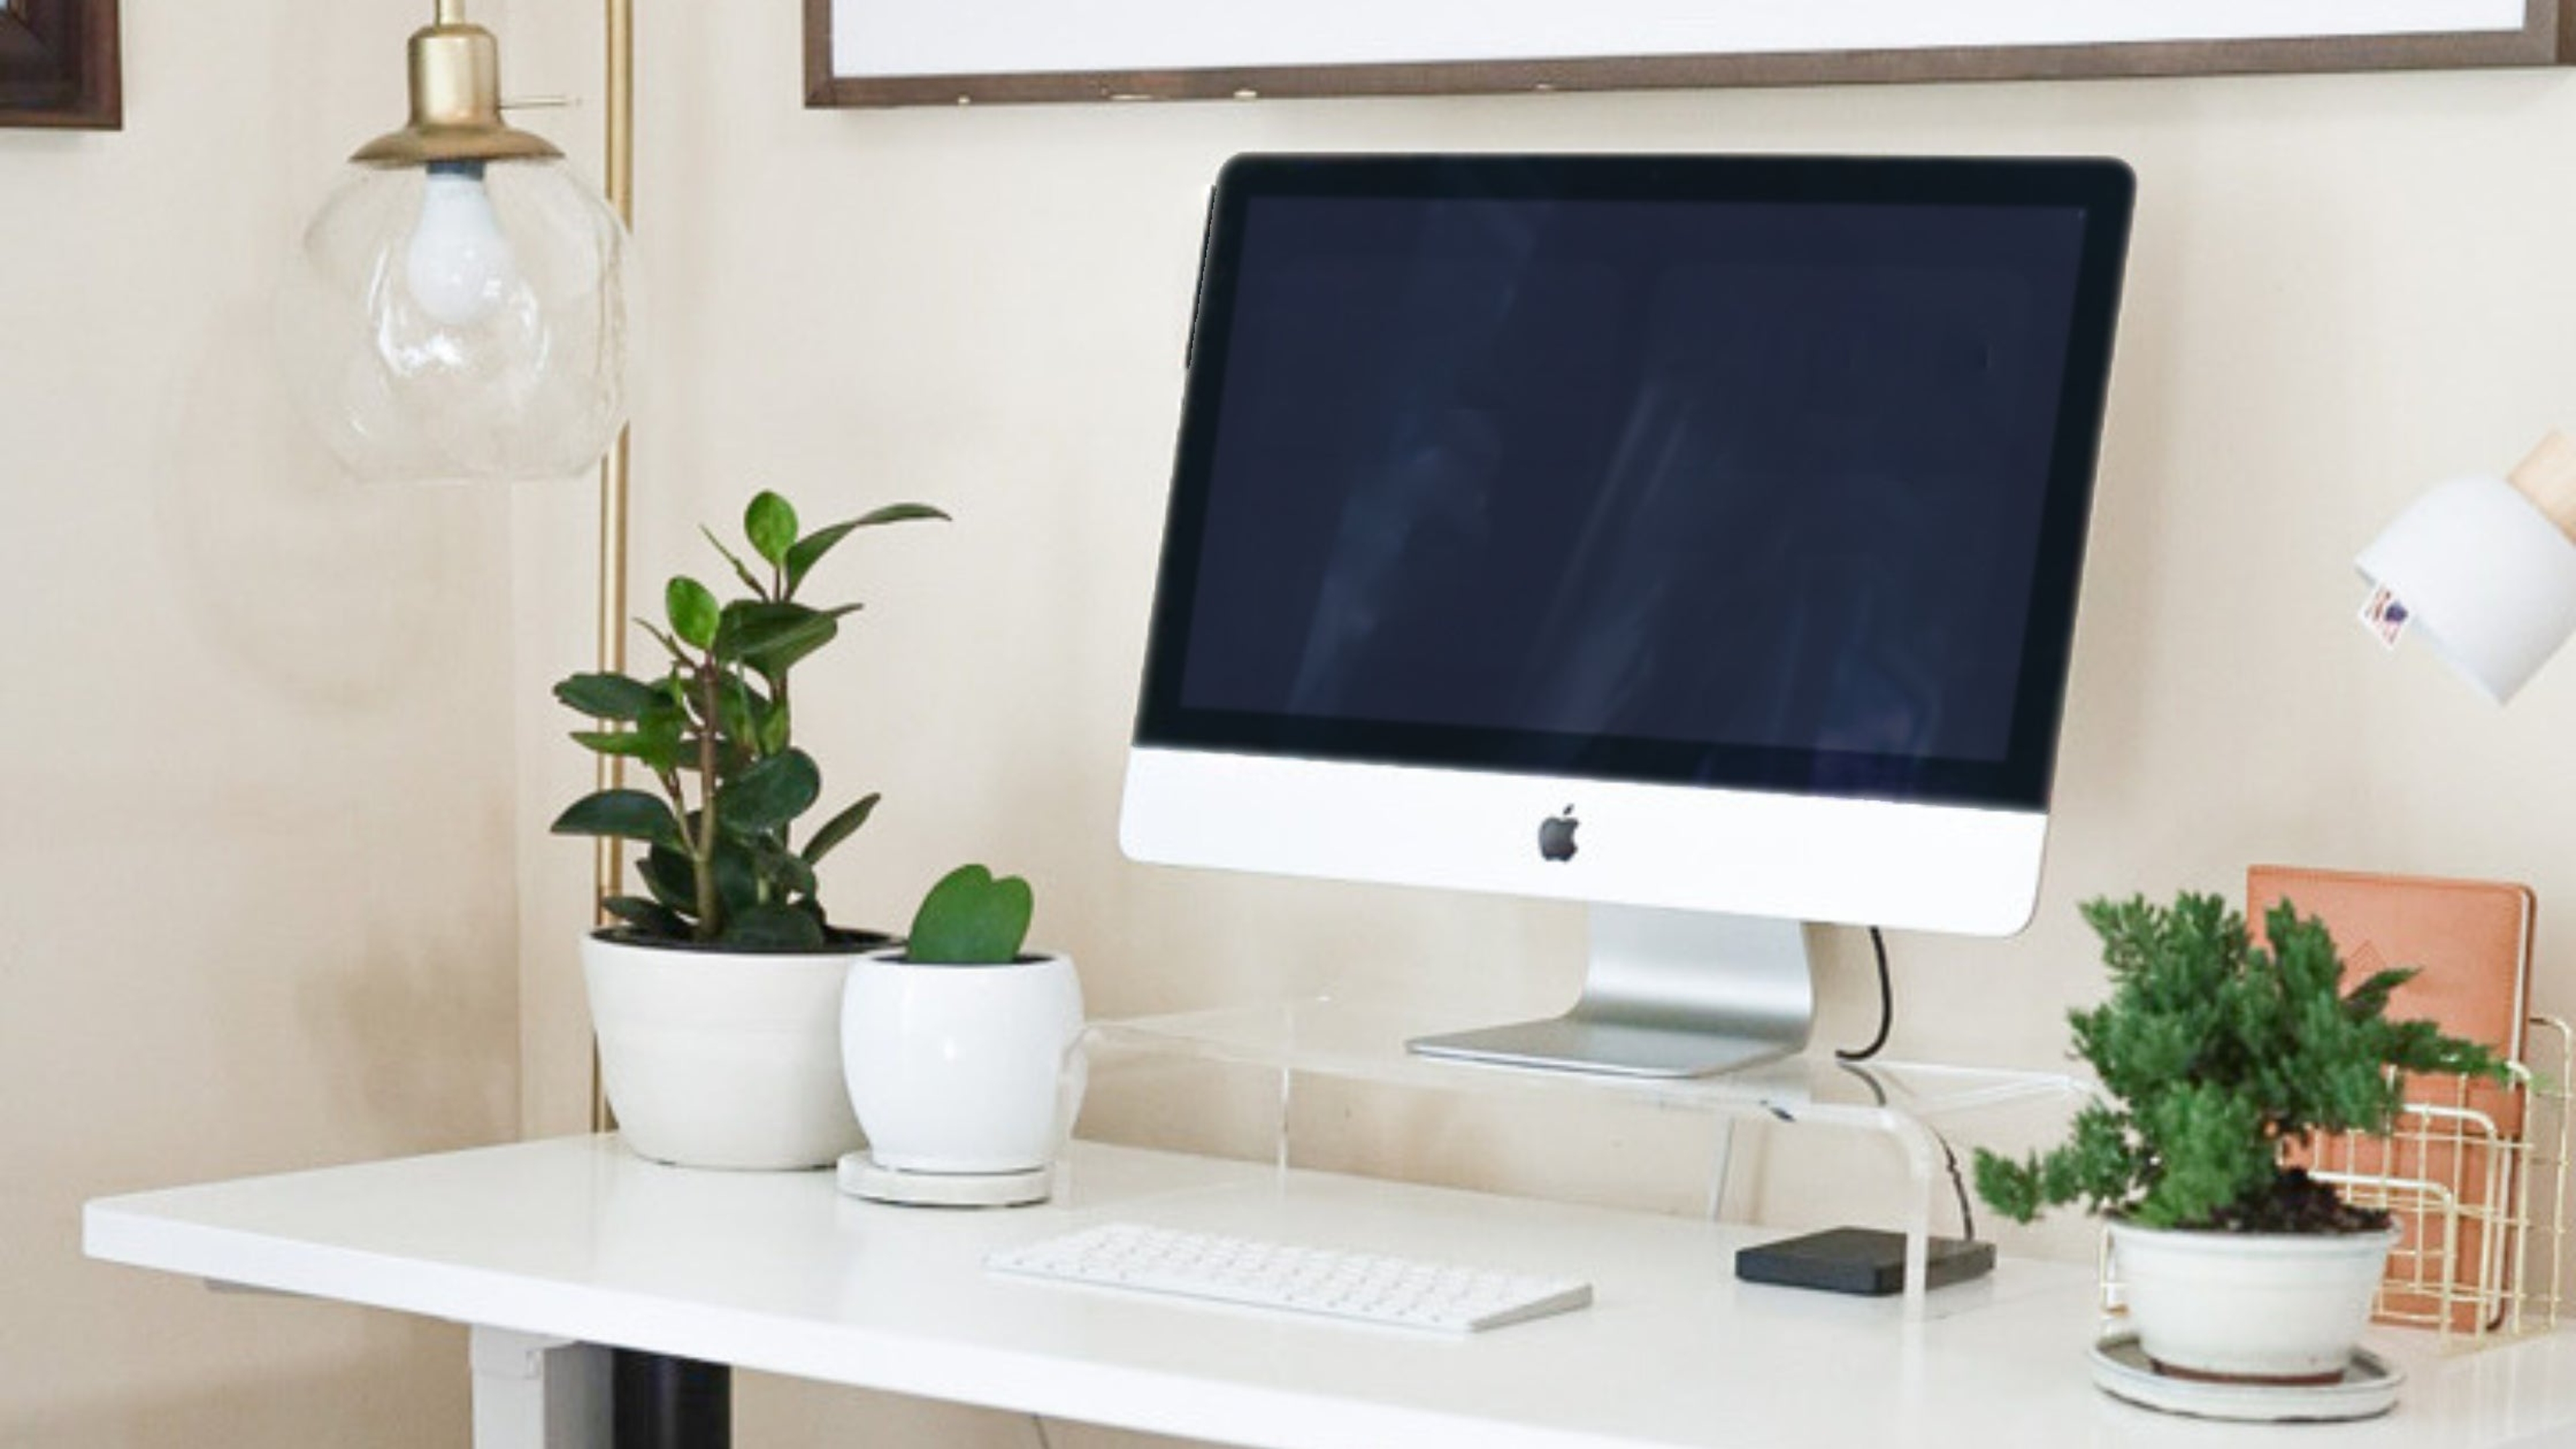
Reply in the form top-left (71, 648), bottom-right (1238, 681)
top-left (614, 1350), bottom-right (730, 1449)
top-left (471, 1327), bottom-right (610, 1449)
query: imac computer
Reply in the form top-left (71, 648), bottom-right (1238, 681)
top-left (1122, 154), bottom-right (2134, 1079)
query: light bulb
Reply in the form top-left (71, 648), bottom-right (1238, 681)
top-left (284, 156), bottom-right (631, 483)
top-left (405, 160), bottom-right (520, 327)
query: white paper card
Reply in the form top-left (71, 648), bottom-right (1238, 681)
top-left (835, 0), bottom-right (2525, 80)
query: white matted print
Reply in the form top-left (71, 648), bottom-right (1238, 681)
top-left (831, 0), bottom-right (2528, 81)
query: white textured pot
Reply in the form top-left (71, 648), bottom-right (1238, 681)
top-left (2109, 1220), bottom-right (2398, 1382)
top-left (583, 931), bottom-right (869, 1171)
top-left (841, 949), bottom-right (1085, 1175)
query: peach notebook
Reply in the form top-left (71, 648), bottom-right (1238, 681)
top-left (2248, 865), bottom-right (2534, 1331)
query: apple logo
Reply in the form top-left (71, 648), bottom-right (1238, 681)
top-left (1538, 806), bottom-right (1579, 862)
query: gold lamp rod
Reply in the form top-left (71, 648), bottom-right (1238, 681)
top-left (590, 0), bottom-right (636, 1134)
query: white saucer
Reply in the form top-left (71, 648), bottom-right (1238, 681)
top-left (837, 1151), bottom-right (1053, 1208)
top-left (2090, 1333), bottom-right (2401, 1422)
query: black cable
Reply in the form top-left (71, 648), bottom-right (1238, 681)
top-left (1829, 930), bottom-right (1976, 1238)
top-left (1836, 1057), bottom-right (1979, 1243)
top-left (1936, 1128), bottom-right (1978, 1244)
top-left (1835, 926), bottom-right (1894, 1063)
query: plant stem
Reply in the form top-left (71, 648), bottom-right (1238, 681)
top-left (692, 657), bottom-right (723, 940)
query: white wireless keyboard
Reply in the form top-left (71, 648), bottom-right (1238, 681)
top-left (985, 1222), bottom-right (1593, 1334)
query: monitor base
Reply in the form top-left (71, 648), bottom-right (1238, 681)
top-left (1407, 908), bottom-right (1814, 1079)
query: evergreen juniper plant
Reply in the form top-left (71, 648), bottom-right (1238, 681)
top-left (550, 490), bottom-right (945, 949)
top-left (1975, 891), bottom-right (2509, 1234)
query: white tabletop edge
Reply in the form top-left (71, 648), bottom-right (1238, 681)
top-left (81, 1147), bottom-right (1684, 1449)
top-left (77, 1136), bottom-right (2576, 1449)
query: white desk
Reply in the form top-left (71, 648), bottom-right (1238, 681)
top-left (83, 1136), bottom-right (2576, 1448)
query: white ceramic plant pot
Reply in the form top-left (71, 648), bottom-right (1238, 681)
top-left (583, 932), bottom-right (869, 1171)
top-left (841, 949), bottom-right (1085, 1175)
top-left (2108, 1221), bottom-right (2399, 1382)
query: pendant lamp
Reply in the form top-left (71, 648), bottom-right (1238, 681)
top-left (280, 1), bottom-right (631, 484)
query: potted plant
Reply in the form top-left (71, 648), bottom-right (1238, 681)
top-left (841, 865), bottom-right (1085, 1177)
top-left (551, 489), bottom-right (945, 1170)
top-left (1976, 891), bottom-right (2506, 1385)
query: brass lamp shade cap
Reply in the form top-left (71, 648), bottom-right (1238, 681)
top-left (350, 17), bottom-right (561, 167)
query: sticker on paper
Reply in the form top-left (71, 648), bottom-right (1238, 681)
top-left (2359, 586), bottom-right (2410, 649)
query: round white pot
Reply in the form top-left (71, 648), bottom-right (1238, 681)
top-left (2108, 1220), bottom-right (2398, 1382)
top-left (841, 949), bottom-right (1085, 1175)
top-left (583, 931), bottom-right (869, 1171)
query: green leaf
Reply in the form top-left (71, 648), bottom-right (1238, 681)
top-left (753, 841), bottom-right (818, 900)
top-left (600, 896), bottom-right (690, 939)
top-left (713, 676), bottom-right (773, 752)
top-left (671, 739), bottom-right (754, 777)
top-left (639, 847), bottom-right (700, 914)
top-left (554, 672), bottom-right (663, 721)
top-left (549, 790), bottom-right (681, 849)
top-left (715, 600), bottom-right (859, 677)
top-left (699, 525), bottom-right (771, 602)
top-left (708, 835), bottom-right (760, 912)
top-left (720, 902), bottom-right (826, 951)
top-left (569, 729), bottom-right (686, 775)
top-left (1972, 1149), bottom-right (2044, 1226)
top-left (906, 863), bottom-right (1034, 965)
top-left (782, 502), bottom-right (950, 598)
top-left (745, 492), bottom-right (800, 568)
top-left (718, 749), bottom-right (821, 835)
top-left (641, 835), bottom-right (759, 929)
top-left (665, 577), bottom-right (720, 650)
top-left (800, 793), bottom-right (880, 866)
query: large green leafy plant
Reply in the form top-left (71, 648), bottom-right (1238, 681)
top-left (1976, 892), bottom-right (2507, 1234)
top-left (551, 490), bottom-right (945, 949)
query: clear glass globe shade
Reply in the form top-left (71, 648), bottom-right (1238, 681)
top-left (280, 157), bottom-right (631, 484)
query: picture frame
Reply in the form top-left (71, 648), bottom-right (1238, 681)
top-left (1, 0), bottom-right (120, 129)
top-left (807, 0), bottom-right (2569, 108)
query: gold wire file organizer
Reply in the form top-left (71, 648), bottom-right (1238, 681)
top-left (2310, 1016), bottom-right (2573, 1346)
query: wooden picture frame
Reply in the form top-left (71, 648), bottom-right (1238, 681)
top-left (807, 0), bottom-right (2571, 108)
top-left (1, 0), bottom-right (119, 129)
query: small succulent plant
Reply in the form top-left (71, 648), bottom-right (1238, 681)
top-left (904, 864), bottom-right (1036, 965)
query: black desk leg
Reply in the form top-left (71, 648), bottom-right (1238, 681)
top-left (614, 1349), bottom-right (730, 1449)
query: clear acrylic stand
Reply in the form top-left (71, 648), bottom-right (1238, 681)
top-left (1083, 996), bottom-right (2093, 1314)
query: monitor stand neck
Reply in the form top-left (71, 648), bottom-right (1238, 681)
top-left (1407, 907), bottom-right (1814, 1079)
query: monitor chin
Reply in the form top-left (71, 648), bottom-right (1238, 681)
top-left (1120, 746), bottom-right (2047, 938)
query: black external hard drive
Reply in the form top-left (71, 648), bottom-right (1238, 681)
top-left (1734, 1227), bottom-right (1996, 1297)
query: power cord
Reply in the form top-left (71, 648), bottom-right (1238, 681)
top-left (1821, 927), bottom-right (1976, 1240)
top-left (1835, 1057), bottom-right (1977, 1244)
top-left (1937, 1127), bottom-right (1978, 1244)
top-left (1834, 926), bottom-right (1894, 1063)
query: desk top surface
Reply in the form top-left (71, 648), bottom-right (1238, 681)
top-left (84, 1136), bottom-right (2576, 1449)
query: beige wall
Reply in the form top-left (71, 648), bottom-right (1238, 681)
top-left (0, 3), bottom-right (528, 1445)
top-left (17, 3), bottom-right (2576, 1448)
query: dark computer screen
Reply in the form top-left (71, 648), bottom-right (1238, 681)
top-left (1136, 156), bottom-right (2132, 810)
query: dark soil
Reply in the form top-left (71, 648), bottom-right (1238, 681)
top-left (2199, 1169), bottom-right (2392, 1234)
